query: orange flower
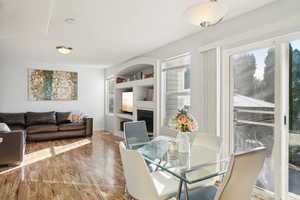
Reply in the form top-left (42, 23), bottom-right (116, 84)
top-left (177, 114), bottom-right (187, 124)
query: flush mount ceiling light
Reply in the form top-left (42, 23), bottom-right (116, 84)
top-left (56, 46), bottom-right (73, 54)
top-left (184, 0), bottom-right (228, 27)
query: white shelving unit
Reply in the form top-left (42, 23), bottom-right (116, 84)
top-left (112, 58), bottom-right (159, 138)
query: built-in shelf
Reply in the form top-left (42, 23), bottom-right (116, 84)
top-left (136, 101), bottom-right (155, 109)
top-left (116, 113), bottom-right (133, 120)
top-left (116, 78), bottom-right (154, 89)
top-left (113, 58), bottom-right (158, 138)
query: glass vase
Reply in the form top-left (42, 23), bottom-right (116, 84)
top-left (176, 131), bottom-right (191, 154)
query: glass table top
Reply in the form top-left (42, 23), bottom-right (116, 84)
top-left (134, 136), bottom-right (229, 184)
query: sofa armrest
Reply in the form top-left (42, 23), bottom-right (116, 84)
top-left (0, 130), bottom-right (25, 165)
top-left (83, 118), bottom-right (93, 136)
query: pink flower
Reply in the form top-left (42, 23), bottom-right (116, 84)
top-left (188, 122), bottom-right (198, 132)
top-left (177, 114), bottom-right (187, 124)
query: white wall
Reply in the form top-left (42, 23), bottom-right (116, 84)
top-left (0, 59), bottom-right (105, 130)
top-left (104, 0), bottom-right (300, 136)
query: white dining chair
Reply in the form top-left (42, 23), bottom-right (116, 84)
top-left (123, 121), bottom-right (150, 149)
top-left (180, 147), bottom-right (267, 200)
top-left (192, 133), bottom-right (223, 152)
top-left (119, 142), bottom-right (179, 200)
top-left (187, 134), bottom-right (223, 190)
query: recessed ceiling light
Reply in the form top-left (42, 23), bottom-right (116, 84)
top-left (56, 46), bottom-right (73, 54)
top-left (64, 18), bottom-right (76, 24)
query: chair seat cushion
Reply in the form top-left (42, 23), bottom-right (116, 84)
top-left (26, 125), bottom-right (58, 134)
top-left (180, 186), bottom-right (217, 200)
top-left (151, 171), bottom-right (179, 199)
top-left (58, 123), bottom-right (85, 131)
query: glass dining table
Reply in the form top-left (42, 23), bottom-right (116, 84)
top-left (132, 136), bottom-right (229, 200)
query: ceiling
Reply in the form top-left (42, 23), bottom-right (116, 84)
top-left (0, 0), bottom-right (277, 67)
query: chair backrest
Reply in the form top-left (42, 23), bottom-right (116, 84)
top-left (119, 142), bottom-right (158, 200)
top-left (123, 121), bottom-right (149, 148)
top-left (193, 133), bottom-right (223, 152)
top-left (214, 147), bottom-right (267, 200)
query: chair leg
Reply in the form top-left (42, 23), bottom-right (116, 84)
top-left (184, 182), bottom-right (189, 200)
top-left (124, 185), bottom-right (128, 194)
top-left (176, 180), bottom-right (183, 200)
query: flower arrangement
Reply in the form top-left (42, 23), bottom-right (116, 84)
top-left (169, 107), bottom-right (198, 133)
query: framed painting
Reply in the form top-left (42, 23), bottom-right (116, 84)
top-left (28, 69), bottom-right (78, 101)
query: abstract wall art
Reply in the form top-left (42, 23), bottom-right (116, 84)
top-left (28, 69), bottom-right (78, 101)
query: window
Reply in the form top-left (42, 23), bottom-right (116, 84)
top-left (161, 55), bottom-right (191, 127)
top-left (106, 78), bottom-right (115, 114)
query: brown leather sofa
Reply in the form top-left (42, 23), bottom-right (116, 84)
top-left (0, 112), bottom-right (93, 141)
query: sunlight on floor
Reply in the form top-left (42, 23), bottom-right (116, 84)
top-left (0, 139), bottom-right (91, 175)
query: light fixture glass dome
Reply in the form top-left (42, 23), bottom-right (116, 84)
top-left (56, 46), bottom-right (73, 54)
top-left (184, 0), bottom-right (228, 27)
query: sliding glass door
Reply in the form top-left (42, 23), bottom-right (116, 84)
top-left (225, 38), bottom-right (300, 200)
top-left (230, 47), bottom-right (276, 193)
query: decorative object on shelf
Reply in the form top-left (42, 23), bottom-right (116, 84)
top-left (28, 69), bottom-right (78, 101)
top-left (145, 88), bottom-right (154, 101)
top-left (129, 72), bottom-right (135, 81)
top-left (144, 72), bottom-right (154, 79)
top-left (116, 77), bottom-right (127, 83)
top-left (134, 71), bottom-right (143, 80)
top-left (184, 0), bottom-right (228, 28)
top-left (169, 107), bottom-right (198, 155)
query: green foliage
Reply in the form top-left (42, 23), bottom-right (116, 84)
top-left (289, 45), bottom-right (300, 131)
top-left (232, 48), bottom-right (275, 103)
top-left (289, 145), bottom-right (300, 167)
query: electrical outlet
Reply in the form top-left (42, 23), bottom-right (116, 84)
top-left (0, 138), bottom-right (3, 143)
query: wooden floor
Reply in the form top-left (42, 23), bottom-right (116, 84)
top-left (0, 131), bottom-right (127, 200)
top-left (0, 131), bottom-right (265, 200)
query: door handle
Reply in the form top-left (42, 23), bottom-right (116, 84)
top-left (284, 116), bottom-right (287, 125)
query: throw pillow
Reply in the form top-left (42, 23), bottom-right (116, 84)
top-left (68, 112), bottom-right (88, 123)
top-left (56, 112), bottom-right (72, 124)
top-left (26, 111), bottom-right (56, 126)
top-left (0, 123), bottom-right (11, 132)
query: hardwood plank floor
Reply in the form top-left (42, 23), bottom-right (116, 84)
top-left (0, 131), bottom-right (127, 200)
top-left (0, 131), bottom-right (265, 200)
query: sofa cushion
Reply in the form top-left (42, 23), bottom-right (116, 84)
top-left (9, 125), bottom-right (25, 131)
top-left (26, 125), bottom-right (58, 134)
top-left (0, 113), bottom-right (25, 126)
top-left (58, 123), bottom-right (85, 131)
top-left (56, 112), bottom-right (72, 124)
top-left (26, 112), bottom-right (56, 126)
